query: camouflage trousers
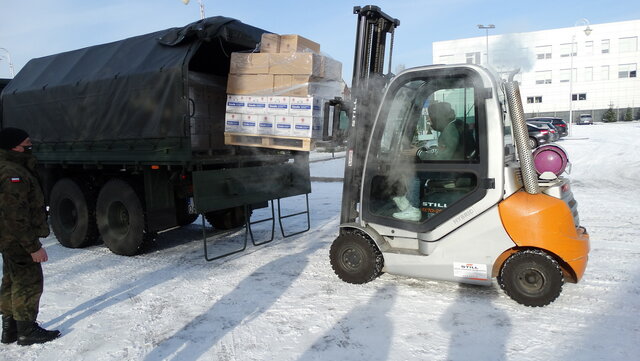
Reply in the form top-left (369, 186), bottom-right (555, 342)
top-left (0, 250), bottom-right (43, 322)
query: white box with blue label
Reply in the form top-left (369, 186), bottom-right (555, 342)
top-left (257, 115), bottom-right (275, 135)
top-left (246, 95), bottom-right (269, 114)
top-left (224, 112), bottom-right (242, 133)
top-left (240, 114), bottom-right (259, 134)
top-left (267, 96), bottom-right (290, 115)
top-left (226, 95), bottom-right (248, 114)
top-left (274, 115), bottom-right (293, 136)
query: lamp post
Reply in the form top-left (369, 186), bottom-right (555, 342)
top-left (567, 19), bottom-right (592, 136)
top-left (0, 47), bottom-right (15, 77)
top-left (182, 0), bottom-right (205, 20)
top-left (477, 24), bottom-right (495, 65)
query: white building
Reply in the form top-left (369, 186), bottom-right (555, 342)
top-left (432, 20), bottom-right (640, 122)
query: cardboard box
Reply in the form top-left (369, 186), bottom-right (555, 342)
top-left (279, 34), bottom-right (320, 54)
top-left (257, 115), bottom-right (275, 135)
top-left (267, 96), bottom-right (290, 114)
top-left (246, 95), bottom-right (268, 114)
top-left (227, 74), bottom-right (274, 95)
top-left (289, 96), bottom-right (325, 117)
top-left (269, 53), bottom-right (322, 76)
top-left (240, 114), bottom-right (259, 134)
top-left (224, 112), bottom-right (242, 133)
top-left (260, 33), bottom-right (280, 53)
top-left (274, 115), bottom-right (293, 136)
top-left (226, 95), bottom-right (248, 114)
top-left (229, 53), bottom-right (270, 74)
top-left (291, 116), bottom-right (314, 137)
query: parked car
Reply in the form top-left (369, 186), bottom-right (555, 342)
top-left (577, 114), bottom-right (594, 125)
top-left (527, 123), bottom-right (552, 148)
top-left (528, 120), bottom-right (559, 142)
top-left (527, 117), bottom-right (568, 137)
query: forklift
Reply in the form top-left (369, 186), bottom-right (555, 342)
top-left (325, 6), bottom-right (589, 307)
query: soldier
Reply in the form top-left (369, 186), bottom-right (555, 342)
top-left (0, 127), bottom-right (60, 346)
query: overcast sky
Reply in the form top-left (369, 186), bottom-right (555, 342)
top-left (1, 0), bottom-right (639, 81)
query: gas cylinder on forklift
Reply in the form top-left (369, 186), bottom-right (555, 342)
top-left (322, 5), bottom-right (590, 307)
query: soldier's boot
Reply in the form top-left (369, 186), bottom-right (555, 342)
top-left (1, 315), bottom-right (17, 344)
top-left (16, 321), bottom-right (60, 346)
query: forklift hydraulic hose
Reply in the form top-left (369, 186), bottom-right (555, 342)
top-left (504, 81), bottom-right (540, 194)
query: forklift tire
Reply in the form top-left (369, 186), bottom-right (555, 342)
top-left (498, 249), bottom-right (564, 307)
top-left (329, 232), bottom-right (383, 284)
top-left (96, 179), bottom-right (145, 256)
top-left (205, 206), bottom-right (246, 230)
top-left (529, 137), bottom-right (538, 149)
top-left (49, 178), bottom-right (99, 248)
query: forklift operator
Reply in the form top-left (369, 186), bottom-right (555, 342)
top-left (415, 101), bottom-right (463, 161)
top-left (392, 101), bottom-right (464, 221)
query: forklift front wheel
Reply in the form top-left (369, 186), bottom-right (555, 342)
top-left (329, 232), bottom-right (383, 284)
top-left (498, 249), bottom-right (564, 307)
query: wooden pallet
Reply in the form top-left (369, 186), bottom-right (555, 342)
top-left (224, 133), bottom-right (312, 151)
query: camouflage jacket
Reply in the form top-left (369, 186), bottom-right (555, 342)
top-left (0, 148), bottom-right (49, 254)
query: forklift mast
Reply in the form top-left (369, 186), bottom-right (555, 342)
top-left (340, 5), bottom-right (400, 225)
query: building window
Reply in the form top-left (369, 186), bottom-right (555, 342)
top-left (526, 96), bottom-right (543, 104)
top-left (465, 52), bottom-right (481, 64)
top-left (439, 55), bottom-right (454, 64)
top-left (619, 37), bottom-right (638, 53)
top-left (602, 39), bottom-right (610, 54)
top-left (535, 71), bottom-right (552, 84)
top-left (601, 65), bottom-right (610, 80)
top-left (560, 43), bottom-right (576, 57)
top-left (585, 41), bottom-right (594, 56)
top-left (559, 68), bottom-right (577, 83)
top-left (584, 67), bottom-right (593, 81)
top-left (535, 45), bottom-right (552, 59)
top-left (572, 93), bottom-right (587, 101)
top-left (618, 63), bottom-right (637, 78)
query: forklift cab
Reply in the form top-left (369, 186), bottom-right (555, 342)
top-left (361, 66), bottom-right (501, 235)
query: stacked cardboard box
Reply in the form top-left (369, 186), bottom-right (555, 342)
top-left (224, 33), bottom-right (343, 142)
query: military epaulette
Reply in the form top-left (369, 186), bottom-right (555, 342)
top-left (10, 177), bottom-right (21, 183)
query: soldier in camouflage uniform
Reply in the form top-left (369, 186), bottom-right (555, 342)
top-left (0, 127), bottom-right (60, 346)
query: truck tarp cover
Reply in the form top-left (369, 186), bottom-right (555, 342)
top-left (0, 17), bottom-right (266, 143)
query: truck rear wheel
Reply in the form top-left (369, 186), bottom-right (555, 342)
top-left (498, 249), bottom-right (564, 307)
top-left (329, 231), bottom-right (383, 284)
top-left (96, 179), bottom-right (145, 256)
top-left (49, 178), bottom-right (99, 248)
top-left (204, 206), bottom-right (246, 229)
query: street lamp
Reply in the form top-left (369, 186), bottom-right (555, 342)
top-left (182, 0), bottom-right (205, 20)
top-left (477, 24), bottom-right (495, 65)
top-left (0, 47), bottom-right (15, 77)
top-left (568, 19), bottom-right (592, 136)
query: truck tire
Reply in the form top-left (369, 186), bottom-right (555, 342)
top-left (329, 231), bottom-right (383, 284)
top-left (498, 249), bottom-right (564, 307)
top-left (204, 206), bottom-right (246, 229)
top-left (49, 178), bottom-right (99, 248)
top-left (96, 179), bottom-right (145, 256)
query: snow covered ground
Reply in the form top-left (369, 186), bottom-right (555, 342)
top-left (1, 122), bottom-right (639, 361)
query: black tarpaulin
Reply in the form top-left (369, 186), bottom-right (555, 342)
top-left (0, 16), bottom-right (267, 144)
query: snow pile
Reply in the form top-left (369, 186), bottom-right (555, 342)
top-left (1, 122), bottom-right (639, 361)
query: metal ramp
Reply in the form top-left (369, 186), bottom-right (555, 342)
top-left (203, 194), bottom-right (310, 261)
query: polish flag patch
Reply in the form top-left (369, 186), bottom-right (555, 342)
top-left (10, 177), bottom-right (21, 183)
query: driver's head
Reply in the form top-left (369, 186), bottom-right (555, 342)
top-left (428, 102), bottom-right (455, 131)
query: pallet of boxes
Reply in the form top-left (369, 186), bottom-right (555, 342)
top-left (224, 33), bottom-right (344, 151)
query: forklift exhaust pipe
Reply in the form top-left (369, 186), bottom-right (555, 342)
top-left (504, 80), bottom-right (540, 195)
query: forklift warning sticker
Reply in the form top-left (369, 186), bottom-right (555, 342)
top-left (453, 262), bottom-right (488, 281)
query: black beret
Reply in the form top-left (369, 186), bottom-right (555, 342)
top-left (0, 127), bottom-right (30, 150)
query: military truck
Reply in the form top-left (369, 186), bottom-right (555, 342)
top-left (0, 17), bottom-right (311, 256)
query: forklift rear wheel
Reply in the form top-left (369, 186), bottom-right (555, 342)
top-left (49, 178), bottom-right (99, 248)
top-left (205, 206), bottom-right (246, 230)
top-left (499, 249), bottom-right (564, 307)
top-left (529, 137), bottom-right (538, 149)
top-left (96, 179), bottom-right (145, 256)
top-left (330, 232), bottom-right (383, 284)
